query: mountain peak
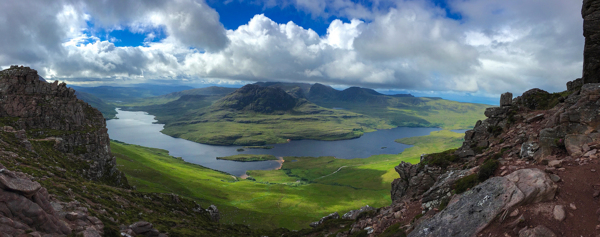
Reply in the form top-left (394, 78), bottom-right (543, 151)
top-left (213, 84), bottom-right (298, 113)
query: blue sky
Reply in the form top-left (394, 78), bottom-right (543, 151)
top-left (0, 0), bottom-right (585, 102)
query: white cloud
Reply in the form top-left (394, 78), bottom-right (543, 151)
top-left (0, 0), bottom-right (586, 97)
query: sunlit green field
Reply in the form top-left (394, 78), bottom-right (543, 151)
top-left (112, 130), bottom-right (464, 230)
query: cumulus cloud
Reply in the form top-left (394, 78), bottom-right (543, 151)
top-left (0, 0), bottom-right (586, 96)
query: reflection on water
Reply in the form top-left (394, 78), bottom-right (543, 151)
top-left (107, 109), bottom-right (441, 176)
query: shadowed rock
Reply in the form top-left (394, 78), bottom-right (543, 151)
top-left (582, 0), bottom-right (600, 83)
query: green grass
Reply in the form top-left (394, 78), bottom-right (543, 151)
top-left (112, 130), bottom-right (465, 230)
top-left (217, 154), bottom-right (278, 162)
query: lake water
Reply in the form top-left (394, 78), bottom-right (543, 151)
top-left (107, 109), bottom-right (441, 176)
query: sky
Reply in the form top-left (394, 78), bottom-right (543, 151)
top-left (0, 0), bottom-right (585, 101)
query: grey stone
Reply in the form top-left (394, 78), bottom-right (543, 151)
top-left (553, 205), bottom-right (566, 221)
top-left (549, 174), bottom-right (561, 183)
top-left (408, 169), bottom-right (556, 237)
top-left (520, 142), bottom-right (539, 159)
top-left (518, 225), bottom-right (557, 237)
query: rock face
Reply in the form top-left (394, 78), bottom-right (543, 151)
top-left (408, 169), bottom-right (556, 237)
top-left (0, 164), bottom-right (71, 236)
top-left (582, 0), bottom-right (600, 83)
top-left (391, 162), bottom-right (442, 202)
top-left (567, 78), bottom-right (583, 91)
top-left (0, 66), bottom-right (126, 186)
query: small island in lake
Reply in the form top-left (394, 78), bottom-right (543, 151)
top-left (217, 154), bottom-right (278, 162)
top-left (243, 146), bottom-right (274, 149)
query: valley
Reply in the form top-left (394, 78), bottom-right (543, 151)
top-left (111, 129), bottom-right (465, 230)
top-left (76, 82), bottom-right (488, 146)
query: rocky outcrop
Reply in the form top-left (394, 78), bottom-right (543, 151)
top-left (342, 205), bottom-right (375, 220)
top-left (310, 212), bottom-right (339, 228)
top-left (408, 169), bottom-right (556, 237)
top-left (582, 0), bottom-right (600, 83)
top-left (567, 78), bottom-right (583, 91)
top-left (0, 66), bottom-right (126, 187)
top-left (391, 162), bottom-right (443, 202)
top-left (0, 164), bottom-right (71, 236)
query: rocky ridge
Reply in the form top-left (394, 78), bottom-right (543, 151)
top-left (0, 66), bottom-right (126, 185)
top-left (305, 2), bottom-right (600, 236)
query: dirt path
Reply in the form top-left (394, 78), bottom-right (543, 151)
top-left (314, 166), bottom-right (347, 180)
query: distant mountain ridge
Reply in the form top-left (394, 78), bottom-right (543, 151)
top-left (212, 84), bottom-right (299, 113)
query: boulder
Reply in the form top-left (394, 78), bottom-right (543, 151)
top-left (206, 204), bottom-right (220, 222)
top-left (504, 169), bottom-right (557, 204)
top-left (518, 225), bottom-right (557, 237)
top-left (309, 212), bottom-right (339, 228)
top-left (0, 167), bottom-right (71, 235)
top-left (342, 205), bottom-right (375, 220)
top-left (129, 221), bottom-right (157, 236)
top-left (582, 0), bottom-right (600, 84)
top-left (565, 134), bottom-right (593, 157)
top-left (520, 141), bottom-right (539, 159)
top-left (500, 92), bottom-right (513, 106)
top-left (553, 205), bottom-right (566, 221)
top-left (408, 169), bottom-right (556, 237)
top-left (408, 177), bottom-right (523, 237)
top-left (0, 169), bottom-right (41, 198)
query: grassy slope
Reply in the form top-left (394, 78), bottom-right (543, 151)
top-left (112, 130), bottom-right (464, 230)
top-left (314, 97), bottom-right (489, 130)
